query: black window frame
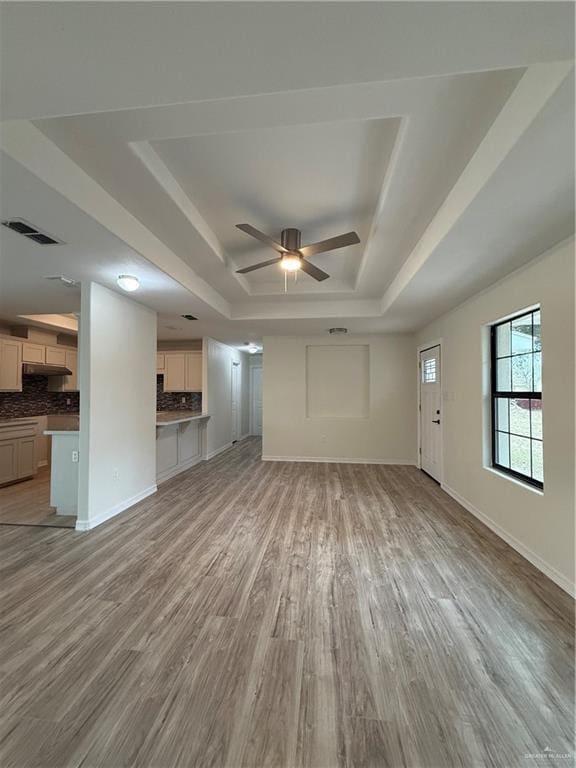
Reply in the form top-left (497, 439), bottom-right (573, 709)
top-left (490, 309), bottom-right (543, 490)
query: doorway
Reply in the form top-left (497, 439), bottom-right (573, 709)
top-left (231, 361), bottom-right (240, 443)
top-left (250, 365), bottom-right (262, 436)
top-left (419, 344), bottom-right (442, 483)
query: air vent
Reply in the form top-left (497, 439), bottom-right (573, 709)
top-left (328, 327), bottom-right (348, 335)
top-left (181, 314), bottom-right (197, 321)
top-left (2, 218), bottom-right (63, 246)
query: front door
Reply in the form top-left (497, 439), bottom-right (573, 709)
top-left (419, 345), bottom-right (442, 483)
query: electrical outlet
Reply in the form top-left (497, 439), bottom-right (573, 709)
top-left (181, 396), bottom-right (186, 404)
top-left (66, 398), bottom-right (71, 406)
top-left (320, 434), bottom-right (327, 444)
top-left (71, 450), bottom-right (79, 463)
top-left (112, 469), bottom-right (120, 480)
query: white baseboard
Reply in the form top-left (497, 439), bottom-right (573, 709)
top-left (75, 484), bottom-right (157, 531)
top-left (37, 460), bottom-right (48, 468)
top-left (442, 483), bottom-right (575, 598)
top-left (205, 442), bottom-right (233, 460)
top-left (262, 455), bottom-right (416, 465)
top-left (237, 433), bottom-right (251, 442)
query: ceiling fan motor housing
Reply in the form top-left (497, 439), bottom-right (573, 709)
top-left (280, 228), bottom-right (302, 252)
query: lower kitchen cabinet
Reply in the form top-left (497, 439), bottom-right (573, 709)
top-left (0, 419), bottom-right (38, 485)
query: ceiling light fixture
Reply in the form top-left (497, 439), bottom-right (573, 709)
top-left (280, 254), bottom-right (301, 272)
top-left (117, 274), bottom-right (140, 292)
top-left (247, 345), bottom-right (259, 354)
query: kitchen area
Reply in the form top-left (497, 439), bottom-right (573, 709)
top-left (0, 321), bottom-right (212, 528)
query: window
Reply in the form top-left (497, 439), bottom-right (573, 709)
top-left (422, 357), bottom-right (437, 383)
top-left (491, 308), bottom-right (542, 488)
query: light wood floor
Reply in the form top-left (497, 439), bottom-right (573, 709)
top-left (0, 468), bottom-right (76, 528)
top-left (0, 438), bottom-right (573, 767)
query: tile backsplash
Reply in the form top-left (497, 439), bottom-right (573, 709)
top-left (156, 376), bottom-right (202, 411)
top-left (0, 375), bottom-right (80, 419)
top-left (0, 375), bottom-right (201, 419)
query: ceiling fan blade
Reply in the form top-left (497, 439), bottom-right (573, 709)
top-left (236, 223), bottom-right (288, 254)
top-left (236, 256), bottom-right (282, 274)
top-left (299, 231), bottom-right (360, 258)
top-left (300, 259), bottom-right (330, 281)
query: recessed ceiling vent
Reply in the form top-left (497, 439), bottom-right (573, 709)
top-left (328, 327), bottom-right (348, 335)
top-left (2, 218), bottom-right (63, 246)
top-left (181, 314), bottom-right (197, 321)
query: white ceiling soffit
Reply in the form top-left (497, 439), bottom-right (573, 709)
top-left (0, 2), bottom-right (573, 342)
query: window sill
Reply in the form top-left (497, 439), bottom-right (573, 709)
top-left (483, 465), bottom-right (544, 496)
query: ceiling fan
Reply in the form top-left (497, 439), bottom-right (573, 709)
top-left (235, 224), bottom-right (360, 282)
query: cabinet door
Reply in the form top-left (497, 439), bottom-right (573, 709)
top-left (0, 339), bottom-right (22, 392)
top-left (185, 352), bottom-right (202, 391)
top-left (64, 350), bottom-right (78, 391)
top-left (46, 347), bottom-right (66, 366)
top-left (22, 342), bottom-right (45, 363)
top-left (0, 440), bottom-right (18, 484)
top-left (163, 354), bottom-right (186, 392)
top-left (156, 353), bottom-right (165, 372)
top-left (17, 437), bottom-right (36, 479)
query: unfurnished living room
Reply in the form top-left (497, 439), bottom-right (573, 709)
top-left (0, 2), bottom-right (574, 767)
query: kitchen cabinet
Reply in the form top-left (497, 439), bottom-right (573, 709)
top-left (160, 351), bottom-right (202, 392)
top-left (185, 351), bottom-right (202, 391)
top-left (47, 349), bottom-right (78, 392)
top-left (45, 346), bottom-right (67, 366)
top-left (156, 353), bottom-right (165, 372)
top-left (22, 342), bottom-right (45, 363)
top-left (163, 353), bottom-right (186, 391)
top-left (0, 419), bottom-right (38, 486)
top-left (0, 338), bottom-right (22, 392)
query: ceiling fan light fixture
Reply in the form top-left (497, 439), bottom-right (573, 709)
top-left (280, 254), bottom-right (301, 272)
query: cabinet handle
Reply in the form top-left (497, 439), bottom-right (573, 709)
top-left (432, 419), bottom-right (440, 424)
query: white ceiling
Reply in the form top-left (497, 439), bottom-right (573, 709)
top-left (0, 2), bottom-right (573, 345)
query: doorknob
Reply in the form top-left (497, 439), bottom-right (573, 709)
top-left (432, 419), bottom-right (441, 424)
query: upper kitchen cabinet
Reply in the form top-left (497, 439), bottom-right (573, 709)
top-left (0, 338), bottom-right (22, 392)
top-left (22, 342), bottom-right (45, 364)
top-left (160, 350), bottom-right (202, 392)
top-left (47, 349), bottom-right (79, 392)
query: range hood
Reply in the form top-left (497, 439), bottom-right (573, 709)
top-left (22, 363), bottom-right (73, 377)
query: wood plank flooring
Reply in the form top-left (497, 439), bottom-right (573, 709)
top-left (0, 468), bottom-right (76, 528)
top-left (0, 437), bottom-right (573, 767)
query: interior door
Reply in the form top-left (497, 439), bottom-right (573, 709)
top-left (231, 361), bottom-right (240, 443)
top-left (420, 345), bottom-right (442, 482)
top-left (251, 366), bottom-right (262, 436)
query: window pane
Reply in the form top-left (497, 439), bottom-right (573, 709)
top-left (530, 399), bottom-right (542, 439)
top-left (532, 440), bottom-right (543, 483)
top-left (496, 397), bottom-right (509, 431)
top-left (422, 358), bottom-right (436, 383)
top-left (533, 351), bottom-right (542, 391)
top-left (533, 310), bottom-right (541, 351)
top-left (496, 322), bottom-right (511, 357)
top-left (496, 431), bottom-right (510, 468)
top-left (512, 354), bottom-right (532, 391)
top-left (511, 315), bottom-right (533, 354)
top-left (510, 434), bottom-right (531, 476)
top-left (509, 398), bottom-right (530, 437)
top-left (497, 357), bottom-right (511, 391)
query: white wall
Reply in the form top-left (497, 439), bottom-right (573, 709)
top-left (77, 282), bottom-right (157, 530)
top-left (203, 338), bottom-right (251, 458)
top-left (416, 238), bottom-right (575, 594)
top-left (262, 334), bottom-right (416, 463)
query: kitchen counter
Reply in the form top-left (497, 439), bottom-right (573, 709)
top-left (156, 410), bottom-right (211, 426)
top-left (44, 414), bottom-right (80, 435)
